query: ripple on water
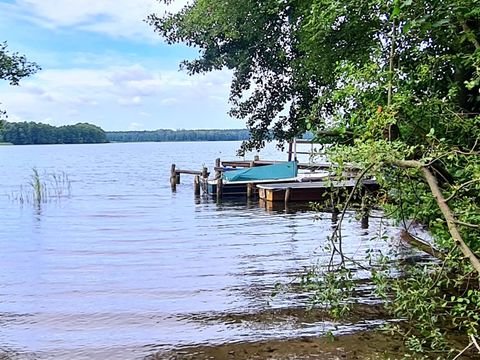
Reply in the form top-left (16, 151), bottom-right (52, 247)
top-left (0, 142), bottom-right (425, 359)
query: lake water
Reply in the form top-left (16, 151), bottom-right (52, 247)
top-left (0, 141), bottom-right (410, 359)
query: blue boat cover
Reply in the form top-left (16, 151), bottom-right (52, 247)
top-left (222, 161), bottom-right (297, 182)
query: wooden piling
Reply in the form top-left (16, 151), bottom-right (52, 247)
top-left (194, 175), bottom-right (201, 196)
top-left (284, 187), bottom-right (291, 204)
top-left (215, 158), bottom-right (221, 179)
top-left (216, 177), bottom-right (223, 198)
top-left (332, 207), bottom-right (339, 224)
top-left (247, 183), bottom-right (254, 199)
top-left (170, 164), bottom-right (177, 191)
top-left (202, 166), bottom-right (208, 179)
top-left (361, 190), bottom-right (369, 229)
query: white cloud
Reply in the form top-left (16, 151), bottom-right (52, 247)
top-left (0, 63), bottom-right (234, 130)
top-left (3, 0), bottom-right (190, 41)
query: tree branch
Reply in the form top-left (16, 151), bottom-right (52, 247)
top-left (445, 178), bottom-right (480, 202)
top-left (400, 230), bottom-right (445, 260)
top-left (393, 160), bottom-right (480, 276)
top-left (453, 342), bottom-right (472, 360)
top-left (455, 221), bottom-right (480, 229)
top-left (471, 335), bottom-right (480, 353)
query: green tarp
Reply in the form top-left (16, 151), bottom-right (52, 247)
top-left (222, 161), bottom-right (297, 182)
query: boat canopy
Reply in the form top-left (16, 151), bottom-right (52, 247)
top-left (222, 161), bottom-right (298, 182)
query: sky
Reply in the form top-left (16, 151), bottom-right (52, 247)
top-left (0, 0), bottom-right (240, 131)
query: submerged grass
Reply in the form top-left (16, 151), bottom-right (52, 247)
top-left (9, 168), bottom-right (72, 206)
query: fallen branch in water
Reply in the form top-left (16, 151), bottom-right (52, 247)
top-left (400, 230), bottom-right (445, 260)
top-left (393, 160), bottom-right (480, 277)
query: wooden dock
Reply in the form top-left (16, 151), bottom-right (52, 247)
top-left (168, 139), bottom-right (372, 202)
top-left (257, 179), bottom-right (378, 203)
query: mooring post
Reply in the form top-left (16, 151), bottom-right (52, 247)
top-left (330, 193), bottom-right (339, 224)
top-left (284, 187), bottom-right (291, 204)
top-left (216, 177), bottom-right (223, 199)
top-left (247, 183), bottom-right (254, 199)
top-left (194, 175), bottom-right (201, 196)
top-left (170, 164), bottom-right (177, 191)
top-left (215, 158), bottom-right (221, 179)
top-left (361, 189), bottom-right (369, 229)
top-left (331, 205), bottom-right (339, 224)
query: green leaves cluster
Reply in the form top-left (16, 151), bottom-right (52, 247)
top-left (0, 42), bottom-right (40, 86)
top-left (0, 42), bottom-right (40, 130)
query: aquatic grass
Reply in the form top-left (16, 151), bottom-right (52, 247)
top-left (9, 168), bottom-right (72, 206)
top-left (29, 167), bottom-right (46, 204)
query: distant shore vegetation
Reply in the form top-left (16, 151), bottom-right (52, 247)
top-left (106, 129), bottom-right (250, 143)
top-left (0, 121), bottom-right (108, 145)
top-left (0, 121), bottom-right (251, 145)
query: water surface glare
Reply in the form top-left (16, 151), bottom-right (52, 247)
top-left (0, 142), bottom-right (404, 359)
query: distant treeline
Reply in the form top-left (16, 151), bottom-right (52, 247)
top-left (0, 121), bottom-right (108, 145)
top-left (106, 129), bottom-right (250, 142)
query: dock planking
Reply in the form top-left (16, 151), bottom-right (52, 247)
top-left (256, 179), bottom-right (378, 202)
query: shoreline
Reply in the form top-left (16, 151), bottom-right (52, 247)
top-left (149, 330), bottom-right (406, 359)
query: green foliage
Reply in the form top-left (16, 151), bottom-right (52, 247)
top-left (0, 42), bottom-right (40, 129)
top-left (149, 0), bottom-right (311, 153)
top-left (302, 265), bottom-right (355, 318)
top-left (0, 42), bottom-right (40, 85)
top-left (1, 122), bottom-right (108, 145)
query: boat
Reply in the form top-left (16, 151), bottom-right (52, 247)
top-left (205, 161), bottom-right (331, 197)
top-left (205, 161), bottom-right (297, 196)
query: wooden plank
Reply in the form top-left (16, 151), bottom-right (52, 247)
top-left (257, 179), bottom-right (378, 202)
top-left (221, 160), bottom-right (277, 167)
top-left (176, 169), bottom-right (208, 176)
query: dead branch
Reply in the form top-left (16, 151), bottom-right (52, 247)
top-left (471, 335), bottom-right (480, 353)
top-left (453, 342), bottom-right (473, 360)
top-left (455, 221), bottom-right (480, 230)
top-left (400, 230), bottom-right (445, 260)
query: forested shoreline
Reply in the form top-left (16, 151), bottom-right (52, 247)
top-left (0, 121), bottom-right (250, 145)
top-left (106, 129), bottom-right (250, 142)
top-left (0, 121), bottom-right (108, 145)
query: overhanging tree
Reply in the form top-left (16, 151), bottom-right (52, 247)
top-left (0, 42), bottom-right (40, 132)
top-left (151, 0), bottom-right (480, 356)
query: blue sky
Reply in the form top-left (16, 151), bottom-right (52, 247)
top-left (0, 0), bottom-right (240, 130)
